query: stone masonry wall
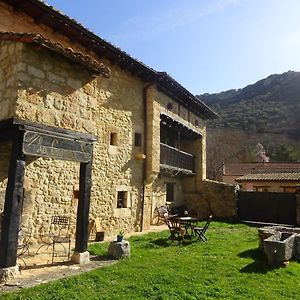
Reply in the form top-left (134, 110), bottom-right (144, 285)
top-left (184, 180), bottom-right (237, 219)
top-left (0, 41), bottom-right (21, 121)
top-left (0, 41), bottom-right (146, 241)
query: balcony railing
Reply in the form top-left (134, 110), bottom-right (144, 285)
top-left (160, 143), bottom-right (195, 175)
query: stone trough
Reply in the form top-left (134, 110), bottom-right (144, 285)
top-left (258, 226), bottom-right (300, 267)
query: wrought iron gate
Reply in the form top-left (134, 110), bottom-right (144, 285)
top-left (237, 191), bottom-right (297, 225)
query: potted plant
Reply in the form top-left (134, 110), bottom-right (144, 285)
top-left (117, 230), bottom-right (125, 242)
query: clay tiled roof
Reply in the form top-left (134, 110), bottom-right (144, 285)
top-left (223, 163), bottom-right (300, 176)
top-left (0, 31), bottom-right (110, 77)
top-left (1, 0), bottom-right (217, 119)
top-left (158, 72), bottom-right (218, 119)
top-left (236, 172), bottom-right (300, 182)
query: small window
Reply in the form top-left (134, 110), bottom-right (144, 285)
top-left (282, 186), bottom-right (296, 193)
top-left (117, 191), bottom-right (128, 208)
top-left (195, 119), bottom-right (199, 127)
top-left (166, 182), bottom-right (175, 202)
top-left (134, 133), bottom-right (142, 147)
top-left (73, 190), bottom-right (80, 199)
top-left (110, 132), bottom-right (117, 146)
top-left (254, 186), bottom-right (270, 192)
top-left (166, 102), bottom-right (173, 111)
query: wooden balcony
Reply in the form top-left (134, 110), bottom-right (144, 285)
top-left (160, 143), bottom-right (195, 177)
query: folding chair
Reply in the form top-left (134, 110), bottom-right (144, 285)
top-left (164, 215), bottom-right (185, 243)
top-left (193, 215), bottom-right (213, 242)
top-left (36, 215), bottom-right (71, 264)
top-left (155, 205), bottom-right (169, 225)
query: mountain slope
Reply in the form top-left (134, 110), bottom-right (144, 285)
top-left (198, 71), bottom-right (300, 139)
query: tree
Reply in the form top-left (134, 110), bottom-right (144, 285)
top-left (271, 144), bottom-right (299, 162)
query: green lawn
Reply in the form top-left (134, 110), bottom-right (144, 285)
top-left (2, 222), bottom-right (300, 300)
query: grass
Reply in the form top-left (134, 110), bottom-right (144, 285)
top-left (2, 222), bottom-right (300, 300)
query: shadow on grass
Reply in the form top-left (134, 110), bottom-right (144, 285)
top-left (149, 237), bottom-right (198, 248)
top-left (238, 248), bottom-right (272, 274)
top-left (90, 254), bottom-right (113, 261)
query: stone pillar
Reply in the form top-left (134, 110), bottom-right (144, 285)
top-left (0, 130), bottom-right (25, 281)
top-left (141, 183), bottom-right (154, 230)
top-left (145, 84), bottom-right (160, 183)
top-left (72, 158), bottom-right (93, 264)
top-left (142, 84), bottom-right (160, 230)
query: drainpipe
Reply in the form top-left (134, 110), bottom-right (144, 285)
top-left (140, 83), bottom-right (153, 231)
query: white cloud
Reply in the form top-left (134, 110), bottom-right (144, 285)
top-left (112, 0), bottom-right (241, 44)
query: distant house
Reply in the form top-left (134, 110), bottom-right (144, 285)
top-left (236, 172), bottom-right (300, 192)
top-left (223, 163), bottom-right (300, 192)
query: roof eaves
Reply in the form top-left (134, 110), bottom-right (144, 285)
top-left (0, 31), bottom-right (110, 76)
top-left (2, 0), bottom-right (157, 80)
top-left (2, 0), bottom-right (218, 118)
top-left (157, 72), bottom-right (219, 120)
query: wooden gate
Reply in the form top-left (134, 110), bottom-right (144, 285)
top-left (237, 191), bottom-right (297, 225)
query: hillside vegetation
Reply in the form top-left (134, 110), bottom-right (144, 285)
top-left (198, 71), bottom-right (300, 179)
top-left (198, 71), bottom-right (300, 139)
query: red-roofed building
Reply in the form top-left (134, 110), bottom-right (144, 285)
top-left (223, 163), bottom-right (300, 192)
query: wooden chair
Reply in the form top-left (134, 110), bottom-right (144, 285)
top-left (155, 205), bottom-right (169, 225)
top-left (37, 215), bottom-right (71, 264)
top-left (193, 215), bottom-right (213, 242)
top-left (164, 214), bottom-right (186, 243)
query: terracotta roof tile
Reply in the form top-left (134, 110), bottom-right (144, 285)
top-left (0, 31), bottom-right (110, 77)
top-left (223, 163), bottom-right (300, 176)
top-left (236, 172), bottom-right (300, 182)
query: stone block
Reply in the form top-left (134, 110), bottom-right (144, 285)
top-left (71, 251), bottom-right (90, 264)
top-left (263, 232), bottom-right (296, 267)
top-left (294, 235), bottom-right (300, 262)
top-left (0, 265), bottom-right (19, 284)
top-left (108, 240), bottom-right (131, 260)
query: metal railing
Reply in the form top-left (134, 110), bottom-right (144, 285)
top-left (160, 143), bottom-right (195, 173)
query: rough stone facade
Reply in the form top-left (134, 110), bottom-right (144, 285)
top-left (0, 40), bottom-right (19, 121)
top-left (183, 180), bottom-right (237, 219)
top-left (0, 38), bottom-right (146, 240)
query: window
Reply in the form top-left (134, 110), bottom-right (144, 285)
top-left (134, 133), bottom-right (142, 147)
top-left (166, 102), bottom-right (173, 111)
top-left (254, 186), bottom-right (270, 192)
top-left (110, 132), bottom-right (117, 146)
top-left (166, 182), bottom-right (175, 202)
top-left (117, 191), bottom-right (128, 208)
top-left (282, 186), bottom-right (296, 193)
top-left (195, 119), bottom-right (199, 127)
top-left (73, 190), bottom-right (80, 199)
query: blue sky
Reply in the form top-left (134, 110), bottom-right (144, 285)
top-left (46, 0), bottom-right (300, 94)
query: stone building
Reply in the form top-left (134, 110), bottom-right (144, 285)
top-left (0, 0), bottom-right (234, 279)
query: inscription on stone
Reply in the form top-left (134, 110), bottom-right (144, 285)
top-left (23, 131), bottom-right (92, 162)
